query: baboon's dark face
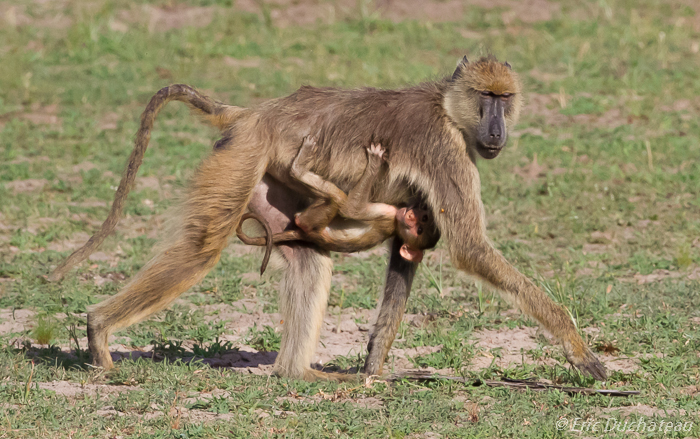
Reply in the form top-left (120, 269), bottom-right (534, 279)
top-left (445, 56), bottom-right (523, 161)
top-left (475, 91), bottom-right (513, 159)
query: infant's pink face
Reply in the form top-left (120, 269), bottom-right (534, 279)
top-left (395, 206), bottom-right (433, 249)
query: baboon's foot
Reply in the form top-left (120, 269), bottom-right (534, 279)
top-left (565, 344), bottom-right (607, 381)
top-left (294, 213), bottom-right (312, 235)
top-left (87, 315), bottom-right (114, 369)
top-left (362, 354), bottom-right (383, 377)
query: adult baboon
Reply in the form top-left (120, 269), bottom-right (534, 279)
top-left (50, 56), bottom-right (607, 381)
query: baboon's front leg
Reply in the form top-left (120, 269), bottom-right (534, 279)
top-left (422, 154), bottom-right (606, 380)
top-left (451, 238), bottom-right (607, 380)
top-left (364, 237), bottom-right (417, 376)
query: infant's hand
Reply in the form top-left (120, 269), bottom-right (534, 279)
top-left (366, 143), bottom-right (385, 160)
top-left (302, 135), bottom-right (318, 150)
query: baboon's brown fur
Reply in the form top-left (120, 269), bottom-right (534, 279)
top-left (51, 56), bottom-right (606, 381)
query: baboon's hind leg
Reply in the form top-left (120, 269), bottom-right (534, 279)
top-left (274, 244), bottom-right (333, 380)
top-left (87, 239), bottom-right (222, 368)
top-left (246, 177), bottom-right (358, 382)
top-left (88, 148), bottom-right (267, 368)
top-left (273, 243), bottom-right (358, 382)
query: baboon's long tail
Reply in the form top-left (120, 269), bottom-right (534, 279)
top-left (236, 213), bottom-right (306, 275)
top-left (236, 213), bottom-right (274, 275)
top-left (49, 84), bottom-right (242, 282)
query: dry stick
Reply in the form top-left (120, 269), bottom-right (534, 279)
top-left (170, 392), bottom-right (181, 430)
top-left (645, 140), bottom-right (654, 171)
top-left (386, 371), bottom-right (640, 397)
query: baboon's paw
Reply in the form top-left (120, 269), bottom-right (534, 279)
top-left (567, 347), bottom-right (607, 381)
top-left (87, 320), bottom-right (115, 370)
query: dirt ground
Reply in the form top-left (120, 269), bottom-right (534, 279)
top-left (0, 295), bottom-right (641, 379)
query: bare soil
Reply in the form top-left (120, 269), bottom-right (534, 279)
top-left (1, 302), bottom-right (634, 378)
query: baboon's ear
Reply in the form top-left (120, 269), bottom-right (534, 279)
top-left (452, 56), bottom-right (469, 81)
top-left (399, 244), bottom-right (423, 263)
top-left (504, 61), bottom-right (512, 70)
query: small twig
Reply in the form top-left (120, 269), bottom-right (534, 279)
top-left (480, 378), bottom-right (639, 396)
top-left (645, 140), bottom-right (654, 171)
top-left (170, 392), bottom-right (180, 430)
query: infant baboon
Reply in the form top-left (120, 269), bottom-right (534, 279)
top-left (237, 137), bottom-right (439, 273)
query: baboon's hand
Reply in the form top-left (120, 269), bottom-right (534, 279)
top-left (366, 143), bottom-right (385, 160)
top-left (565, 343), bottom-right (607, 381)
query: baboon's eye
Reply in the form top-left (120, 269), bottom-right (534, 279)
top-left (481, 91), bottom-right (491, 97)
top-left (422, 215), bottom-right (429, 222)
top-left (417, 227), bottom-right (423, 235)
top-left (501, 93), bottom-right (512, 99)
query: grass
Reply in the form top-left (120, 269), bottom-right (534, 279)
top-left (1, 0), bottom-right (699, 437)
top-left (30, 314), bottom-right (60, 346)
top-left (245, 324), bottom-right (281, 353)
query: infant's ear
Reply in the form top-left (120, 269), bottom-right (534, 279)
top-left (399, 244), bottom-right (423, 263)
